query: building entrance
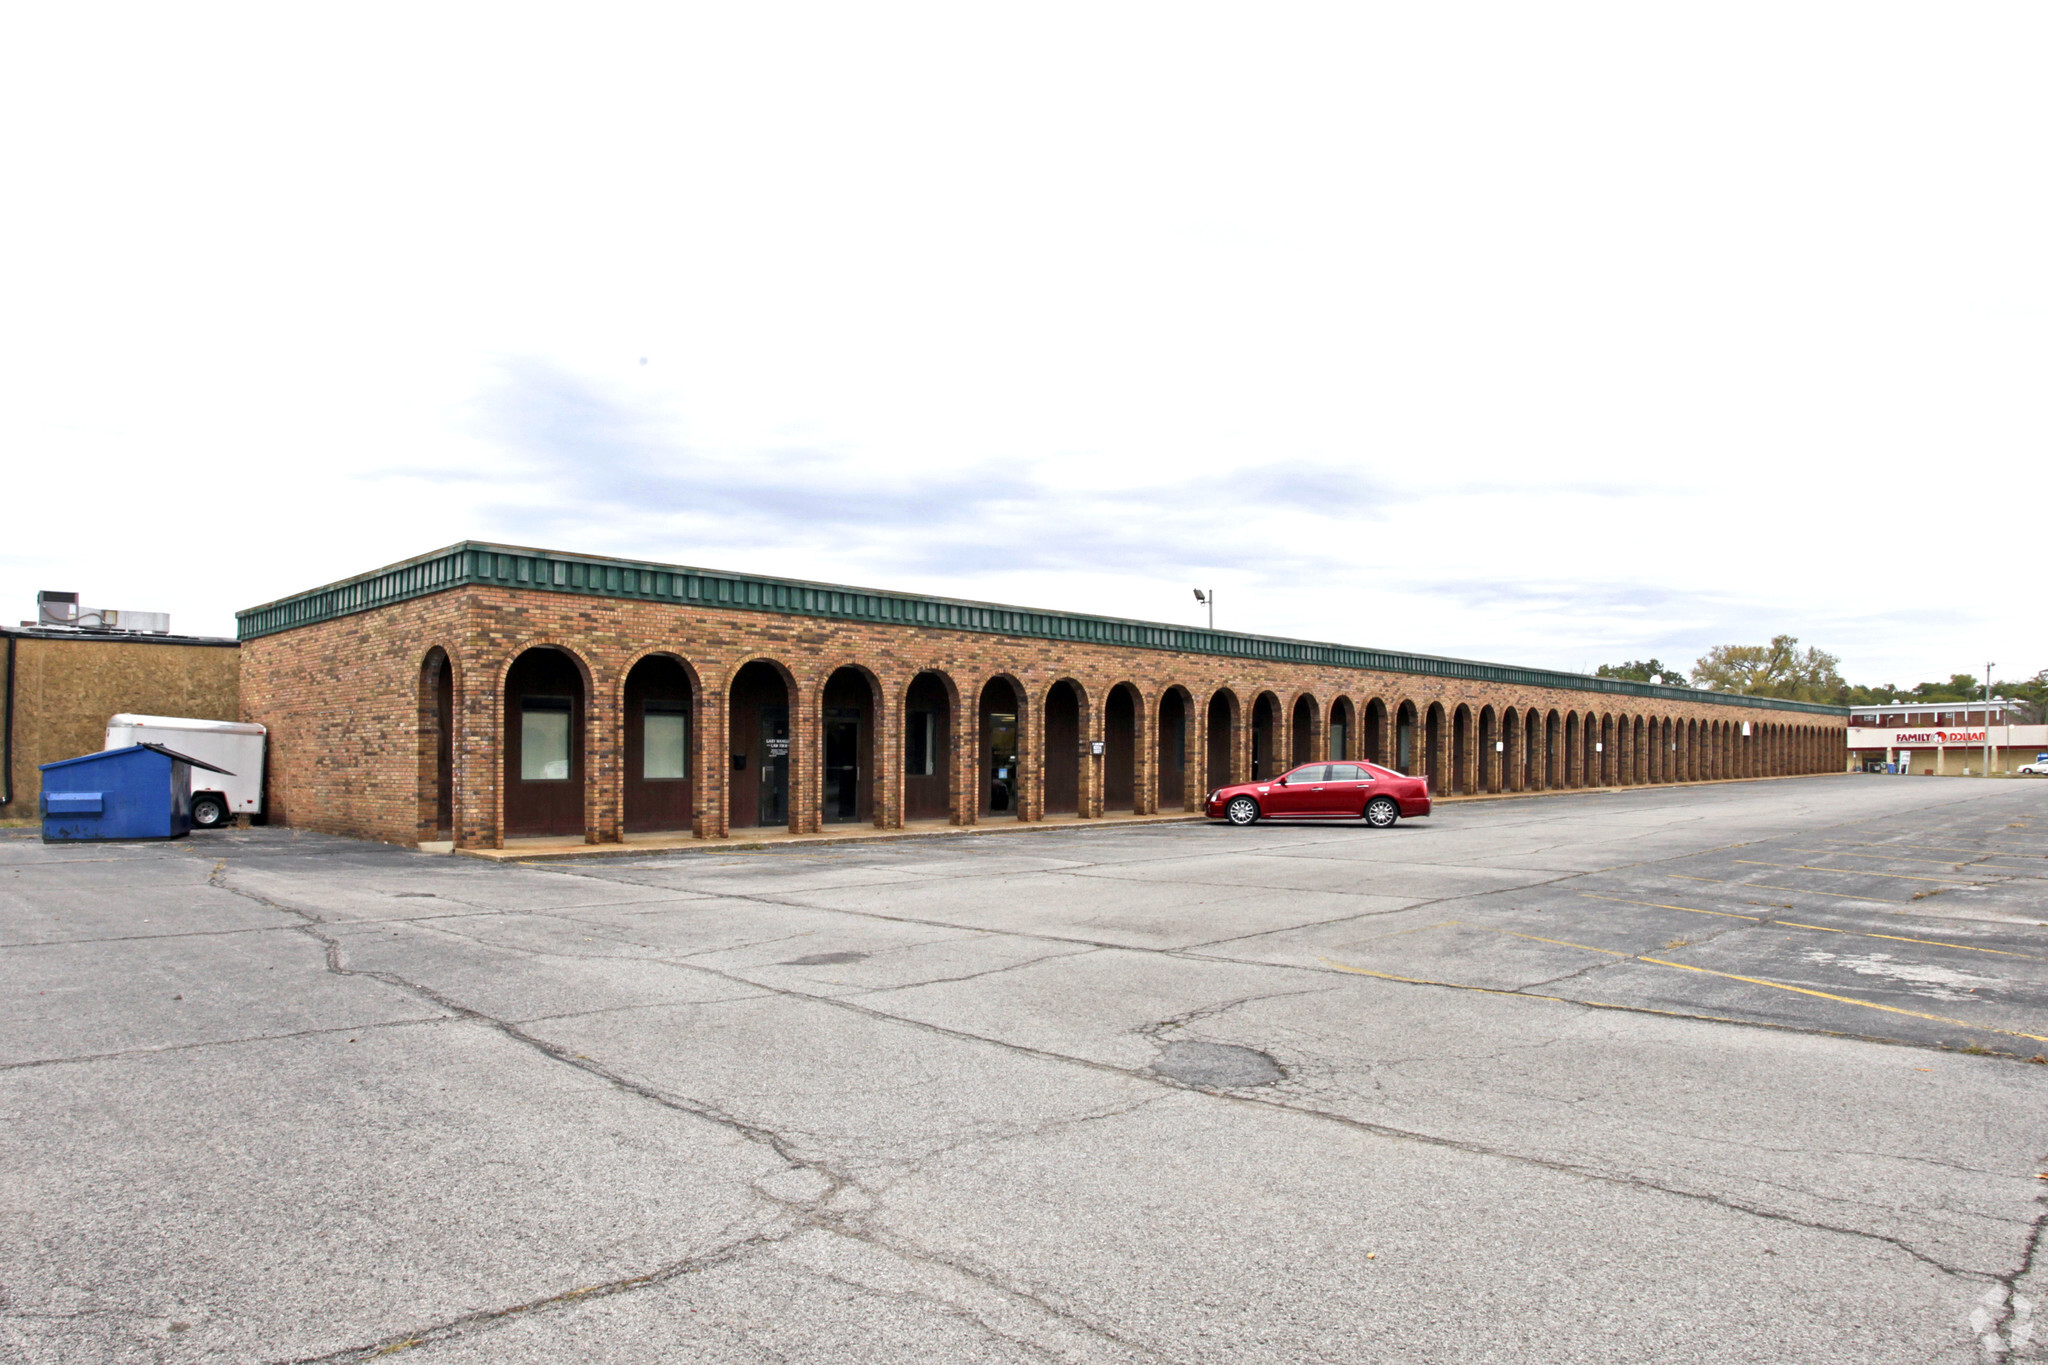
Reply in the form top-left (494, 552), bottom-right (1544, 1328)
top-left (759, 705), bottom-right (789, 826)
top-left (824, 707), bottom-right (860, 821)
top-left (987, 713), bottom-right (1018, 812)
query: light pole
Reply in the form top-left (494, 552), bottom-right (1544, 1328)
top-left (1984, 662), bottom-right (1995, 777)
top-left (1192, 588), bottom-right (1213, 631)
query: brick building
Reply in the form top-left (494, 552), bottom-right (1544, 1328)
top-left (235, 543), bottom-right (1849, 849)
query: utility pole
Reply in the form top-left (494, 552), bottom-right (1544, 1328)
top-left (1984, 662), bottom-right (1995, 777)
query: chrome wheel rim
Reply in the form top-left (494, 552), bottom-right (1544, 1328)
top-left (1366, 798), bottom-right (1397, 828)
top-left (1227, 797), bottom-right (1258, 825)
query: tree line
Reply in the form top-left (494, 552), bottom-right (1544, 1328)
top-left (1594, 637), bottom-right (2046, 718)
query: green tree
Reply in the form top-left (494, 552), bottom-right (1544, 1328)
top-left (1691, 635), bottom-right (1845, 702)
top-left (1596, 659), bottom-right (1690, 686)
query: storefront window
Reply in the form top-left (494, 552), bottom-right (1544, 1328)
top-left (644, 702), bottom-right (688, 780)
top-left (521, 697), bottom-right (572, 780)
top-left (907, 710), bottom-right (936, 776)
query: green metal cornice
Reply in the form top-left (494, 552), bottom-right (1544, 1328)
top-left (235, 542), bottom-right (1848, 716)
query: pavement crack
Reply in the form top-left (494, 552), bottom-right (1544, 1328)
top-left (268, 1228), bottom-right (793, 1364)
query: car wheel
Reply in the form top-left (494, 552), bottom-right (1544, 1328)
top-left (191, 795), bottom-right (228, 830)
top-left (1364, 796), bottom-right (1399, 828)
top-left (1226, 795), bottom-right (1261, 826)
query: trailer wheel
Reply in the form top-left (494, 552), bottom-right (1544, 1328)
top-left (191, 794), bottom-right (229, 829)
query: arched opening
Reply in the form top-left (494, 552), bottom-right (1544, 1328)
top-left (1251, 692), bottom-right (1279, 779)
top-left (1632, 716), bottom-right (1648, 785)
top-left (1206, 690), bottom-right (1238, 790)
top-left (904, 671), bottom-right (955, 822)
top-left (1365, 698), bottom-right (1389, 766)
top-left (1543, 709), bottom-right (1560, 789)
top-left (1501, 707), bottom-right (1519, 792)
top-left (624, 655), bottom-right (694, 834)
top-left (1044, 680), bottom-right (1084, 816)
top-left (1425, 703), bottom-right (1446, 793)
top-left (1329, 697), bottom-right (1356, 761)
top-left (1451, 705), bottom-right (1473, 795)
top-left (1395, 701), bottom-right (1418, 774)
top-left (1600, 715), bottom-right (1617, 785)
top-left (728, 660), bottom-right (793, 829)
top-left (1157, 688), bottom-right (1191, 810)
top-left (822, 666), bottom-right (877, 825)
top-left (1290, 694), bottom-right (1317, 767)
top-left (419, 648), bottom-right (454, 842)
top-left (1564, 712), bottom-right (1582, 787)
top-left (1104, 683), bottom-right (1139, 813)
top-left (980, 676), bottom-right (1025, 818)
top-left (504, 646), bottom-right (587, 838)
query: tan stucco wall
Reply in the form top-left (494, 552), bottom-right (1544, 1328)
top-left (2, 633), bottom-right (239, 818)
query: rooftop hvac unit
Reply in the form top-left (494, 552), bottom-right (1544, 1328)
top-left (33, 592), bottom-right (170, 634)
top-left (36, 591), bottom-right (79, 626)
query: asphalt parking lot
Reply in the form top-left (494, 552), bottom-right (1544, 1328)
top-left (4, 775), bottom-right (2045, 1364)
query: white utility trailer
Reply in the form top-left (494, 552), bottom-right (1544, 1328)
top-left (105, 714), bottom-right (267, 829)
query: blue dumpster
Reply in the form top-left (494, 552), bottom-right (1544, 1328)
top-left (40, 743), bottom-right (235, 843)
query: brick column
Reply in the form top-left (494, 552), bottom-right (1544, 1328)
top-left (876, 675), bottom-right (902, 830)
top-left (1232, 698), bottom-right (1252, 786)
top-left (455, 650), bottom-right (496, 850)
top-left (700, 672), bottom-right (729, 839)
top-left (1021, 688), bottom-right (1044, 822)
top-left (586, 663), bottom-right (619, 843)
top-left (1081, 691), bottom-right (1103, 819)
top-left (790, 677), bottom-right (819, 833)
top-left (953, 682), bottom-right (976, 826)
top-left (1134, 692), bottom-right (1157, 816)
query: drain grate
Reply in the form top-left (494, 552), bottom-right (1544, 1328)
top-left (1147, 1041), bottom-right (1284, 1088)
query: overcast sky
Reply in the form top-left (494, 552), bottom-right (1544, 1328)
top-left (4, 5), bottom-right (2041, 688)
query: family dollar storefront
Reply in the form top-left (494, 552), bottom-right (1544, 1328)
top-left (1846, 705), bottom-right (2048, 775)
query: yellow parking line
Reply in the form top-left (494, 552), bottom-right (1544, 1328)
top-left (1579, 893), bottom-right (1758, 921)
top-left (1667, 873), bottom-right (1902, 901)
top-left (1480, 930), bottom-right (2048, 1043)
top-left (1579, 894), bottom-right (2045, 961)
top-left (1790, 849), bottom-right (1981, 867)
top-left (1818, 840), bottom-right (2044, 859)
top-left (1733, 860), bottom-right (1979, 884)
top-left (1315, 957), bottom-right (2043, 1046)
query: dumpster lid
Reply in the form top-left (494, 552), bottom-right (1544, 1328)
top-left (135, 742), bottom-right (235, 776)
top-left (40, 742), bottom-right (234, 777)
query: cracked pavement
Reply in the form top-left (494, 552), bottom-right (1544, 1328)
top-left (4, 775), bottom-right (2046, 1363)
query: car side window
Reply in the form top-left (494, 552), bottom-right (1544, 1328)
top-left (1287, 765), bottom-right (1329, 784)
top-left (1328, 764), bottom-right (1369, 781)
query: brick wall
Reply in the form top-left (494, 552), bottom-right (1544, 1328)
top-left (236, 586), bottom-right (1850, 849)
top-left (2, 632), bottom-right (239, 818)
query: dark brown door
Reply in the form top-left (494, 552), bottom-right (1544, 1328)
top-left (504, 649), bottom-right (583, 838)
top-left (624, 658), bottom-right (692, 834)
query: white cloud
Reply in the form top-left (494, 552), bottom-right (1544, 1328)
top-left (2, 3), bottom-right (2041, 689)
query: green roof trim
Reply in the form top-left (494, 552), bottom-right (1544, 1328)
top-left (236, 542), bottom-right (1848, 716)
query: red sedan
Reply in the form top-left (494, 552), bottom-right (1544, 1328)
top-left (1205, 762), bottom-right (1431, 828)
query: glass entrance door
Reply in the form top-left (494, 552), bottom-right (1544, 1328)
top-left (987, 713), bottom-right (1018, 812)
top-left (759, 705), bottom-right (789, 826)
top-left (824, 707), bottom-right (860, 822)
